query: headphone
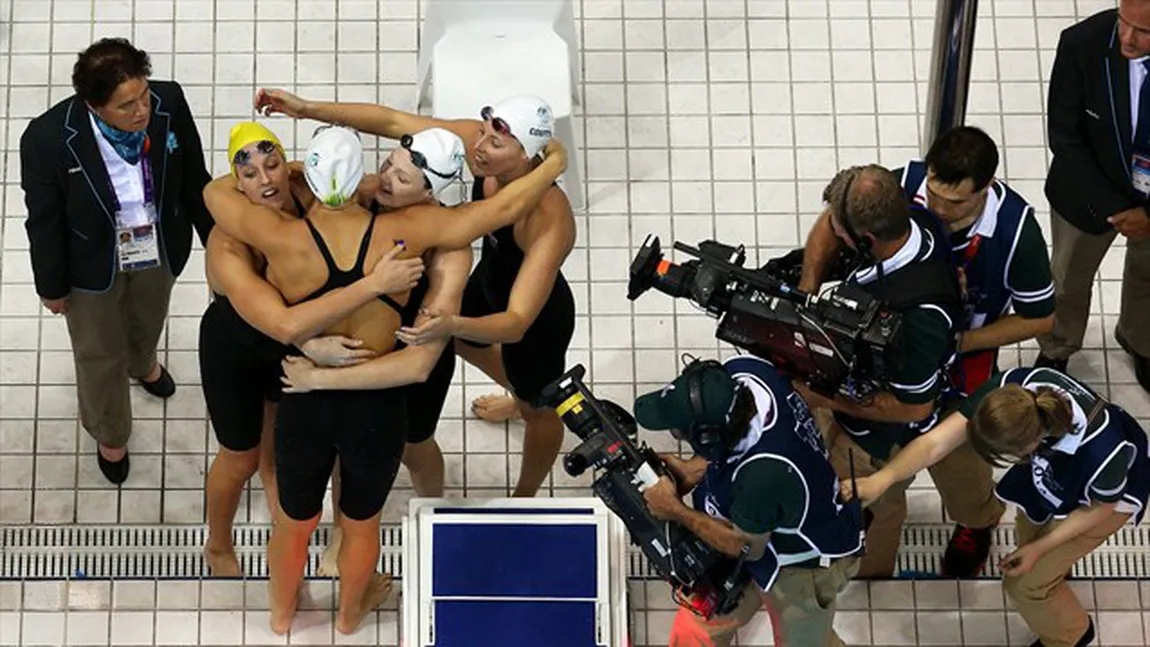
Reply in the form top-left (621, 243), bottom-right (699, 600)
top-left (836, 172), bottom-right (873, 259)
top-left (681, 357), bottom-right (732, 451)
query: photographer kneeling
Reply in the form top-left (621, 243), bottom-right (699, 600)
top-left (794, 165), bottom-right (966, 578)
top-left (637, 355), bottom-right (863, 647)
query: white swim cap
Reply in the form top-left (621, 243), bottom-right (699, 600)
top-left (480, 95), bottom-right (554, 158)
top-left (304, 125), bottom-right (365, 207)
top-left (400, 127), bottom-right (465, 195)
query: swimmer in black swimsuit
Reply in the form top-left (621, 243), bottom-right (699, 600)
top-left (280, 128), bottom-right (474, 578)
top-left (281, 128), bottom-right (475, 500)
top-left (257, 90), bottom-right (578, 498)
top-left (200, 123), bottom-right (424, 578)
top-left (204, 125), bottom-right (567, 635)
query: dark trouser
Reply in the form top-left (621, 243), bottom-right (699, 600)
top-left (64, 266), bottom-right (175, 448)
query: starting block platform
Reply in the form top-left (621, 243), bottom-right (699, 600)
top-left (402, 498), bottom-right (631, 646)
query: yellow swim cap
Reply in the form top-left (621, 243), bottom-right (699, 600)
top-left (228, 122), bottom-right (285, 175)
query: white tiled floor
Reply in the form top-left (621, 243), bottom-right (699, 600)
top-left (2, 0), bottom-right (1150, 644)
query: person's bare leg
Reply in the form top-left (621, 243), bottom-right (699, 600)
top-left (334, 511), bottom-right (392, 635)
top-left (403, 438), bottom-right (446, 498)
top-left (204, 446), bottom-right (259, 577)
top-left (317, 461), bottom-right (343, 577)
top-left (454, 342), bottom-right (522, 422)
top-left (513, 402), bottom-right (564, 497)
top-left (267, 512), bottom-right (319, 635)
top-left (258, 400), bottom-right (281, 520)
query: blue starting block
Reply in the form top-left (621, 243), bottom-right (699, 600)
top-left (403, 498), bottom-right (630, 646)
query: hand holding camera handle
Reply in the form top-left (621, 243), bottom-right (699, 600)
top-left (635, 462), bottom-right (661, 491)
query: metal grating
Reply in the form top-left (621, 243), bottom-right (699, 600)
top-left (2, 523), bottom-right (1149, 580)
top-left (0, 525), bottom-right (404, 581)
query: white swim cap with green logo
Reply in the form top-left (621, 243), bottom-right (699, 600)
top-left (304, 125), bottom-right (365, 207)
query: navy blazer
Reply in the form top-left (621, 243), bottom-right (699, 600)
top-left (20, 80), bottom-right (213, 299)
top-left (1046, 9), bottom-right (1150, 235)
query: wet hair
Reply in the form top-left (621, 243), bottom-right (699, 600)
top-left (967, 384), bottom-right (1075, 467)
top-left (924, 126), bottom-right (1000, 193)
top-left (73, 38), bottom-right (152, 107)
top-left (823, 164), bottom-right (910, 243)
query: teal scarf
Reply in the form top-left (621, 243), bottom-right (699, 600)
top-left (92, 112), bottom-right (147, 165)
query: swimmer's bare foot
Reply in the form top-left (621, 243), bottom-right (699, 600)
top-left (268, 589), bottom-right (297, 636)
top-left (472, 394), bottom-right (521, 423)
top-left (336, 572), bottom-right (393, 635)
top-left (204, 546), bottom-right (242, 577)
top-left (317, 528), bottom-right (342, 577)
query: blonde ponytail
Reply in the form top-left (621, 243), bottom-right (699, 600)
top-left (1031, 387), bottom-right (1074, 440)
top-left (968, 384), bottom-right (1070, 467)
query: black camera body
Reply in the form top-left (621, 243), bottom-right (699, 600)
top-left (535, 365), bottom-right (750, 619)
top-left (628, 235), bottom-right (903, 402)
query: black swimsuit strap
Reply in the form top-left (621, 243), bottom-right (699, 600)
top-left (303, 218), bottom-right (340, 274)
top-left (354, 214), bottom-right (377, 272)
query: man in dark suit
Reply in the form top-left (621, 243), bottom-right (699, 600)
top-left (1040, 1), bottom-right (1150, 397)
top-left (20, 38), bottom-right (212, 484)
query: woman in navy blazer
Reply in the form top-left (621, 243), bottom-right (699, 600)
top-left (20, 38), bottom-right (212, 484)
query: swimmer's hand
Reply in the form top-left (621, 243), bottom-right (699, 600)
top-left (541, 139), bottom-right (568, 171)
top-left (280, 356), bottom-right (321, 393)
top-left (255, 88), bottom-right (310, 119)
top-left (367, 243), bottom-right (424, 295)
top-left (395, 309), bottom-right (458, 346)
top-left (299, 335), bottom-right (377, 368)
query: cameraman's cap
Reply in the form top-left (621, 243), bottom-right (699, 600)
top-left (304, 125), bottom-right (365, 207)
top-left (634, 364), bottom-right (738, 432)
top-left (480, 95), bottom-right (554, 159)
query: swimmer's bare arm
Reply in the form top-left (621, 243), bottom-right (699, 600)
top-left (208, 232), bottom-right (424, 346)
top-left (281, 246), bottom-right (473, 391)
top-left (450, 192), bottom-right (574, 345)
top-left (401, 141), bottom-right (568, 251)
top-left (202, 174), bottom-right (294, 254)
top-left (255, 88), bottom-right (482, 147)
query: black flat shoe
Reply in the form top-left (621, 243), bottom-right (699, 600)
top-left (139, 365), bottom-right (176, 399)
top-left (1115, 328), bottom-right (1150, 393)
top-left (1028, 617), bottom-right (1095, 647)
top-left (97, 450), bottom-right (130, 485)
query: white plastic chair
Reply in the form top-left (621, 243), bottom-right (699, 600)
top-left (415, 0), bottom-right (585, 211)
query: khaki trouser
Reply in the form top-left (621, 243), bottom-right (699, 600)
top-left (1037, 210), bottom-right (1150, 359)
top-left (64, 266), bottom-right (175, 448)
top-left (668, 557), bottom-right (860, 647)
top-left (827, 425), bottom-right (1005, 578)
top-left (1005, 509), bottom-right (1130, 647)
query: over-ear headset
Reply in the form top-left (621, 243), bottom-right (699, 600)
top-left (836, 172), bottom-right (873, 259)
top-left (681, 357), bottom-right (732, 451)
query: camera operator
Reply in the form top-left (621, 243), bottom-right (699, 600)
top-left (637, 355), bottom-right (862, 647)
top-left (888, 126), bottom-right (1055, 577)
top-left (794, 165), bottom-right (965, 578)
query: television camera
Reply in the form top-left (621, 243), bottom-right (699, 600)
top-left (628, 235), bottom-right (903, 403)
top-left (535, 365), bottom-right (751, 619)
